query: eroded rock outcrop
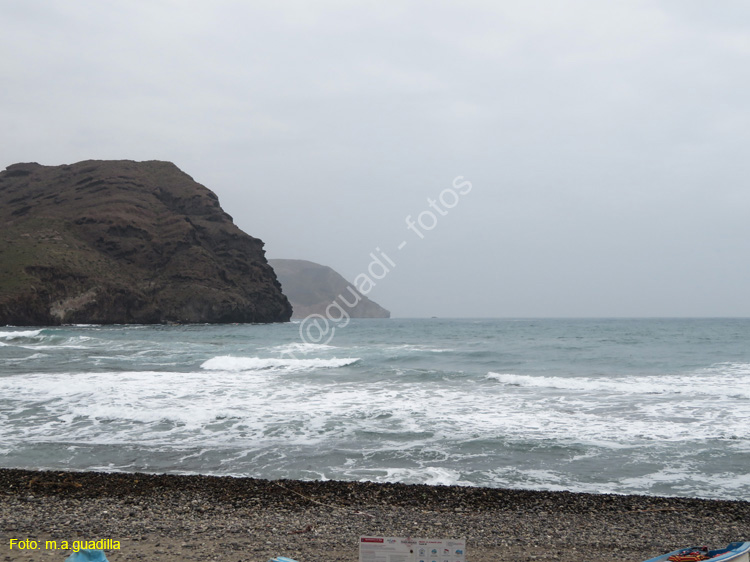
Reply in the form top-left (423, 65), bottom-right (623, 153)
top-left (0, 160), bottom-right (292, 325)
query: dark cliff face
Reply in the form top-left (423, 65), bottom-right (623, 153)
top-left (0, 160), bottom-right (292, 325)
top-left (268, 259), bottom-right (390, 319)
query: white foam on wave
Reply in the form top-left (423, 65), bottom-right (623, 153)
top-left (3, 360), bottom-right (746, 452)
top-left (486, 365), bottom-right (750, 400)
top-left (0, 329), bottom-right (43, 339)
top-left (4, 352), bottom-right (49, 362)
top-left (487, 371), bottom-right (658, 393)
top-left (0, 370), bottom-right (257, 440)
top-left (0, 330), bottom-right (96, 351)
top-left (479, 364), bottom-right (750, 445)
top-left (613, 465), bottom-right (750, 500)
top-left (701, 362), bottom-right (750, 376)
top-left (387, 344), bottom-right (453, 353)
top-left (358, 466), bottom-right (473, 487)
top-left (200, 355), bottom-right (359, 372)
top-left (0, 367), bottom-right (375, 449)
top-left (2, 352), bottom-right (748, 497)
top-left (485, 467), bottom-right (575, 493)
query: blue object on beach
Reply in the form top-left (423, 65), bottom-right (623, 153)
top-left (268, 557), bottom-right (300, 562)
top-left (64, 550), bottom-right (110, 562)
top-left (642, 542), bottom-right (750, 562)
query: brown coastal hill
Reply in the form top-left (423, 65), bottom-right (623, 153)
top-left (0, 160), bottom-right (292, 325)
top-left (269, 258), bottom-right (390, 319)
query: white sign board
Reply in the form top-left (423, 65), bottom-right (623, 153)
top-left (359, 537), bottom-right (466, 562)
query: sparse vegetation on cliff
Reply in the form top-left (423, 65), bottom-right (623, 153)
top-left (0, 160), bottom-right (291, 325)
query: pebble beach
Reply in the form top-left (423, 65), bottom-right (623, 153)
top-left (2, 468), bottom-right (748, 562)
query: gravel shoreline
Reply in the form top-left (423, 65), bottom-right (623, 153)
top-left (2, 468), bottom-right (748, 562)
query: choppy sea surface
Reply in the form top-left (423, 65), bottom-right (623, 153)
top-left (1, 318), bottom-right (749, 500)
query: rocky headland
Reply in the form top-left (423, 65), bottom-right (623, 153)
top-left (269, 259), bottom-right (390, 319)
top-left (0, 160), bottom-right (291, 325)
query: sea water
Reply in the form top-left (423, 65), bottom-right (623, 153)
top-left (1, 318), bottom-right (748, 500)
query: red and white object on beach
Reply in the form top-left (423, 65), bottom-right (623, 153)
top-left (644, 542), bottom-right (750, 562)
top-left (359, 536), bottom-right (466, 562)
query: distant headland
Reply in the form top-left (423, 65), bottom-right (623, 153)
top-left (268, 259), bottom-right (390, 319)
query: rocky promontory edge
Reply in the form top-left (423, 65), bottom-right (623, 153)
top-left (0, 160), bottom-right (292, 325)
top-left (269, 258), bottom-right (390, 319)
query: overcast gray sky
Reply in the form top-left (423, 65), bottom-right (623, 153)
top-left (3, 0), bottom-right (749, 317)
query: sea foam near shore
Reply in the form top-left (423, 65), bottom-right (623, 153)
top-left (1, 319), bottom-right (749, 500)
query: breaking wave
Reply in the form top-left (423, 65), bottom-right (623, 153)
top-left (200, 355), bottom-right (360, 372)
